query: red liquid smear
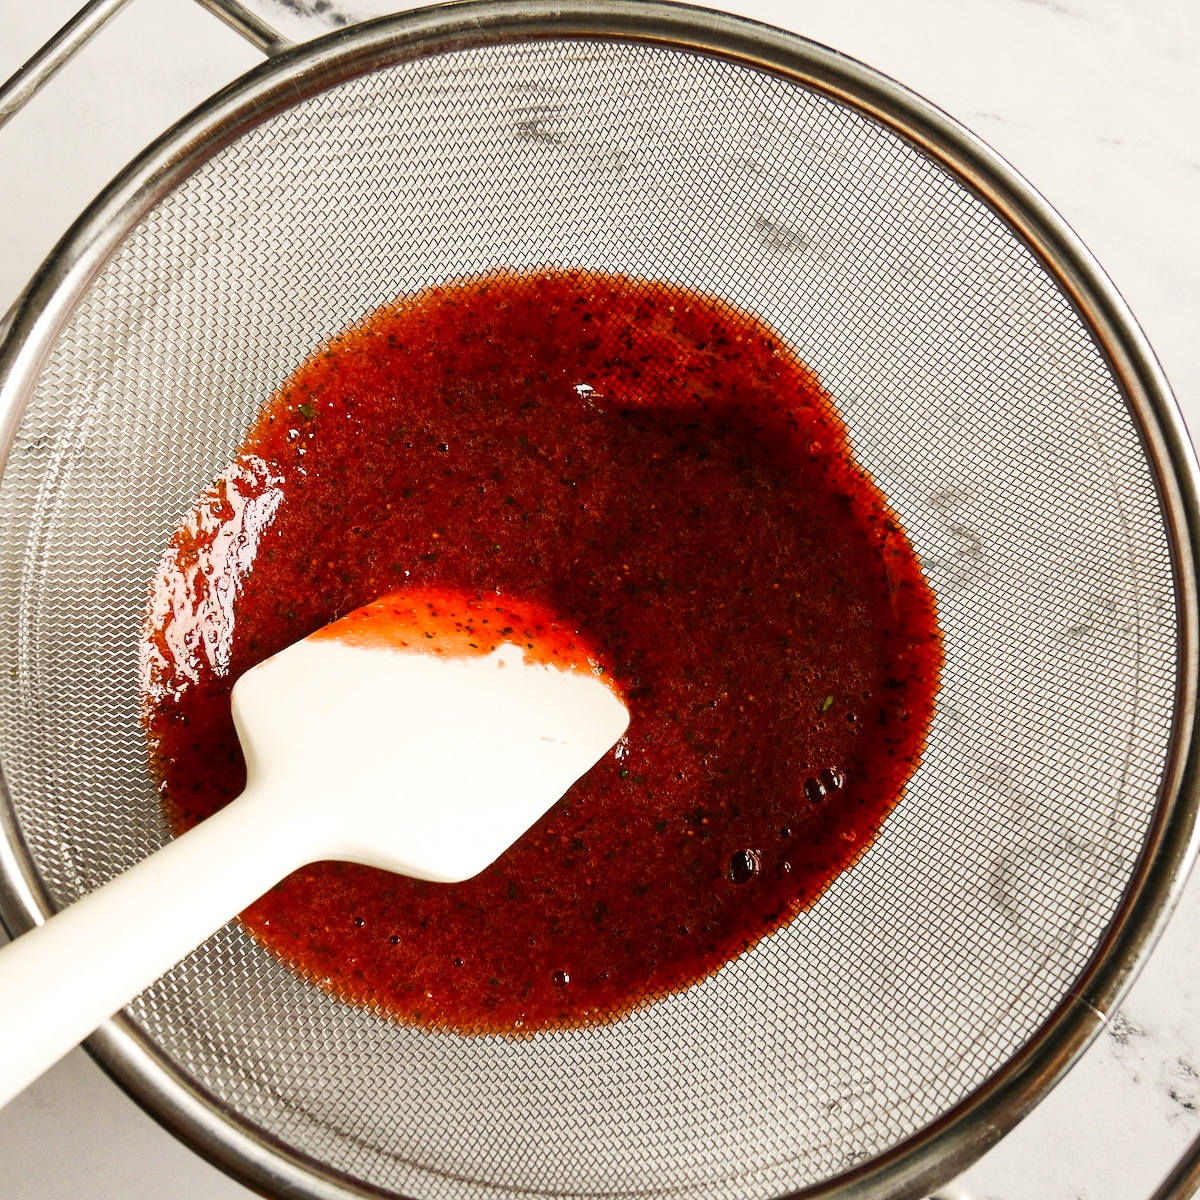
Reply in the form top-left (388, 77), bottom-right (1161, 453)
top-left (310, 587), bottom-right (609, 677)
top-left (140, 269), bottom-right (941, 1035)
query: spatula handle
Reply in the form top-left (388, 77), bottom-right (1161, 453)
top-left (0, 792), bottom-right (310, 1110)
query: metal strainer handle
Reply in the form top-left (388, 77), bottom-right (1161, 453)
top-left (1151, 1139), bottom-right (1200, 1200)
top-left (0, 0), bottom-right (288, 350)
top-left (0, 0), bottom-right (287, 134)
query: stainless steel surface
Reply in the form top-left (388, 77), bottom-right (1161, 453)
top-left (0, 0), bottom-right (135, 132)
top-left (191, 0), bottom-right (293, 57)
top-left (0, 3), bottom-right (1196, 1199)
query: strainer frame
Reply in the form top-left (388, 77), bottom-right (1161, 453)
top-left (0, 3), bottom-right (1197, 1198)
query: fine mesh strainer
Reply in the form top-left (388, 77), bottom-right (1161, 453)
top-left (0, 3), bottom-right (1198, 1199)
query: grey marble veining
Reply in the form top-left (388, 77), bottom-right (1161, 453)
top-left (0, 1), bottom-right (1198, 1198)
top-left (261, 0), bottom-right (360, 27)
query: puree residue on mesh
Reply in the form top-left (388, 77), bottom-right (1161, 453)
top-left (139, 268), bottom-right (941, 1034)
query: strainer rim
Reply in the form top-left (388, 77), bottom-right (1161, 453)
top-left (0, 3), bottom-right (1197, 1199)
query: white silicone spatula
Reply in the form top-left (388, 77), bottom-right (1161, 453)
top-left (0, 589), bottom-right (628, 1110)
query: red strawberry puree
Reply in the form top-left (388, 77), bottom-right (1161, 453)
top-left (140, 269), bottom-right (940, 1034)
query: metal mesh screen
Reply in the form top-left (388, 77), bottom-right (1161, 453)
top-left (0, 36), bottom-right (1179, 1200)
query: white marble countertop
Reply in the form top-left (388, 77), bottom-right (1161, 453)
top-left (0, 1), bottom-right (1198, 1197)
